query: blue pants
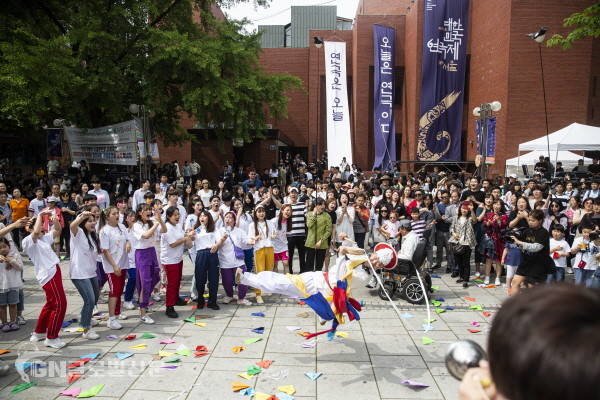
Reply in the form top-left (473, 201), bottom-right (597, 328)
top-left (124, 268), bottom-right (137, 302)
top-left (195, 249), bottom-right (219, 306)
top-left (243, 248), bottom-right (254, 273)
top-left (574, 268), bottom-right (595, 287)
top-left (546, 267), bottom-right (565, 283)
top-left (590, 268), bottom-right (600, 289)
top-left (71, 277), bottom-right (99, 329)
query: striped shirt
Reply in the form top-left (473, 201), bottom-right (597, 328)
top-left (289, 201), bottom-right (306, 237)
top-left (410, 219), bottom-right (427, 240)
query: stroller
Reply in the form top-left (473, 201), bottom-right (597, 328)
top-left (378, 240), bottom-right (433, 304)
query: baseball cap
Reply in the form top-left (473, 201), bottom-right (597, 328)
top-left (399, 219), bottom-right (411, 229)
top-left (289, 187), bottom-right (299, 192)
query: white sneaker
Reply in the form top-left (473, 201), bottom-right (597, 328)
top-left (222, 296), bottom-right (233, 304)
top-left (366, 275), bottom-right (377, 289)
top-left (117, 314), bottom-right (128, 320)
top-left (484, 276), bottom-right (490, 285)
top-left (30, 332), bottom-right (46, 342)
top-left (237, 299), bottom-right (252, 306)
top-left (475, 272), bottom-right (481, 278)
top-left (44, 337), bottom-right (67, 348)
top-left (495, 278), bottom-right (501, 286)
top-left (122, 301), bottom-right (135, 310)
top-left (256, 296), bottom-right (264, 304)
top-left (152, 293), bottom-right (161, 302)
top-left (90, 319), bottom-right (100, 327)
top-left (107, 318), bottom-right (123, 330)
top-left (82, 330), bottom-right (100, 340)
top-left (97, 297), bottom-right (108, 304)
top-left (140, 315), bottom-right (155, 324)
top-left (92, 306), bottom-right (99, 315)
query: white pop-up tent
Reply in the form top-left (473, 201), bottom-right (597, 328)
top-left (518, 122), bottom-right (600, 152)
top-left (504, 150), bottom-right (593, 178)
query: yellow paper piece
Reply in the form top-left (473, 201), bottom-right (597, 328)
top-left (232, 346), bottom-right (245, 354)
top-left (254, 392), bottom-right (272, 400)
top-left (0, 350), bottom-right (11, 355)
top-left (277, 385), bottom-right (296, 395)
top-left (130, 344), bottom-right (147, 349)
top-left (158, 351), bottom-right (174, 358)
top-left (238, 373), bottom-right (253, 380)
top-left (231, 382), bottom-right (251, 392)
top-left (335, 332), bottom-right (349, 338)
top-left (194, 322), bottom-right (207, 327)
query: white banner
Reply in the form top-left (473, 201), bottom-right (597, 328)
top-left (324, 41), bottom-right (353, 168)
top-left (65, 120), bottom-right (139, 165)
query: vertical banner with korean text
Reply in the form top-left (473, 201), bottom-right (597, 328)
top-left (373, 25), bottom-right (397, 170)
top-left (417, 0), bottom-right (469, 161)
top-left (476, 117), bottom-right (496, 165)
top-left (324, 41), bottom-right (353, 167)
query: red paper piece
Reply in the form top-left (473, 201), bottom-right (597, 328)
top-left (483, 312), bottom-right (491, 317)
top-left (67, 358), bottom-right (91, 369)
top-left (191, 305), bottom-right (197, 309)
top-left (125, 334), bottom-right (136, 340)
top-left (465, 297), bottom-right (476, 302)
top-left (468, 329), bottom-right (481, 333)
top-left (195, 345), bottom-right (208, 352)
top-left (67, 372), bottom-right (82, 383)
top-left (194, 352), bottom-right (209, 358)
top-left (256, 360), bottom-right (273, 369)
top-left (297, 301), bottom-right (306, 305)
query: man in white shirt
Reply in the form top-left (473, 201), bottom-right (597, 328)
top-left (47, 159), bottom-right (59, 175)
top-left (88, 179), bottom-right (110, 210)
top-left (397, 220), bottom-right (419, 261)
top-left (189, 159), bottom-right (201, 184)
top-left (132, 179), bottom-right (151, 211)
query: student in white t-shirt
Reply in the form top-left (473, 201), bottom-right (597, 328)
top-left (270, 204), bottom-right (292, 274)
top-left (570, 226), bottom-right (600, 287)
top-left (122, 210), bottom-right (138, 311)
top-left (98, 206), bottom-right (130, 329)
top-left (193, 210), bottom-right (221, 310)
top-left (216, 211), bottom-right (252, 306)
top-left (20, 210), bottom-right (68, 348)
top-left (247, 204), bottom-right (274, 304)
top-left (165, 190), bottom-right (187, 229)
top-left (69, 210), bottom-right (101, 340)
top-left (547, 224), bottom-right (570, 283)
top-left (28, 188), bottom-right (46, 217)
top-left (160, 206), bottom-right (194, 319)
top-left (208, 195), bottom-right (224, 229)
top-left (185, 198), bottom-right (204, 301)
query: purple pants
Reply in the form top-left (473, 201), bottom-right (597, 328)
top-left (221, 265), bottom-right (247, 300)
top-left (135, 248), bottom-right (160, 309)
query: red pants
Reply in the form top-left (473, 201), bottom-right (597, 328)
top-left (107, 271), bottom-right (127, 315)
top-left (164, 261), bottom-right (183, 307)
top-left (35, 266), bottom-right (67, 339)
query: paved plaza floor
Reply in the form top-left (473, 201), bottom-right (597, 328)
top-left (0, 254), bottom-right (511, 400)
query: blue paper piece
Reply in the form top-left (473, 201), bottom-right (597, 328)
top-left (435, 297), bottom-right (445, 302)
top-left (239, 387), bottom-right (256, 396)
top-left (251, 313), bottom-right (265, 317)
top-left (116, 352), bottom-right (133, 360)
top-left (445, 306), bottom-right (455, 310)
top-left (15, 362), bottom-right (46, 372)
top-left (305, 372), bottom-right (322, 380)
top-left (422, 324), bottom-right (435, 331)
top-left (80, 352), bottom-right (101, 360)
top-left (251, 327), bottom-right (265, 334)
top-left (276, 392), bottom-right (295, 400)
top-left (431, 275), bottom-right (441, 278)
top-left (62, 321), bottom-right (72, 328)
top-left (402, 313), bottom-right (413, 319)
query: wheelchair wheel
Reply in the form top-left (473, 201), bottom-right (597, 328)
top-left (378, 282), bottom-right (395, 301)
top-left (400, 279), bottom-right (425, 304)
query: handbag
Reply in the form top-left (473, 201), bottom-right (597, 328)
top-left (449, 241), bottom-right (466, 254)
top-left (229, 236), bottom-right (245, 260)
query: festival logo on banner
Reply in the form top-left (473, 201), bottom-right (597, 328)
top-left (372, 25), bottom-right (397, 170)
top-left (417, 0), bottom-right (469, 161)
top-left (324, 41), bottom-right (353, 167)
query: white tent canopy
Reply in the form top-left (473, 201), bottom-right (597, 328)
top-left (505, 150), bottom-right (593, 167)
top-left (518, 123), bottom-right (600, 152)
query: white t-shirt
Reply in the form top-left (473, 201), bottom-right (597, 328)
top-left (22, 232), bottom-right (59, 286)
top-left (248, 220), bottom-right (273, 250)
top-left (571, 236), bottom-right (599, 271)
top-left (549, 238), bottom-right (569, 269)
top-left (160, 223), bottom-right (186, 264)
top-left (270, 217), bottom-right (288, 254)
top-left (99, 224), bottom-right (129, 273)
top-left (217, 227), bottom-right (249, 269)
top-left (132, 189), bottom-right (149, 211)
top-left (164, 203), bottom-right (187, 229)
top-left (194, 226), bottom-right (218, 251)
top-left (198, 189), bottom-right (213, 208)
top-left (236, 213), bottom-right (254, 250)
top-left (208, 209), bottom-right (223, 229)
top-left (132, 221), bottom-right (159, 250)
top-left (29, 198), bottom-right (46, 216)
top-left (69, 227), bottom-right (99, 279)
top-left (0, 244), bottom-right (23, 291)
top-left (184, 213), bottom-right (199, 231)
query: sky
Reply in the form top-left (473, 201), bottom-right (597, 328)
top-left (222, 0), bottom-right (361, 32)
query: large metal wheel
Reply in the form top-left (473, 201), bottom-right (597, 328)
top-left (400, 279), bottom-right (425, 304)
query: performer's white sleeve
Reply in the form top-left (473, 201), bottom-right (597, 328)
top-left (240, 271), bottom-right (306, 298)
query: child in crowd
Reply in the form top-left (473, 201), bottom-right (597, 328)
top-left (122, 210), bottom-right (137, 310)
top-left (193, 210), bottom-right (220, 309)
top-left (501, 239), bottom-right (522, 294)
top-left (0, 237), bottom-right (23, 331)
top-left (271, 204), bottom-right (292, 274)
top-left (380, 210), bottom-right (401, 249)
top-left (410, 208), bottom-right (426, 240)
top-left (28, 188), bottom-right (46, 217)
top-left (185, 198), bottom-right (204, 301)
top-left (40, 196), bottom-right (64, 257)
top-left (547, 224), bottom-right (570, 283)
top-left (570, 226), bottom-right (600, 287)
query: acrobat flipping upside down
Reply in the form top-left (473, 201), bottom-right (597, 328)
top-left (235, 235), bottom-right (397, 339)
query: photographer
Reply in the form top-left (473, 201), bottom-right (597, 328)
top-left (510, 209), bottom-right (554, 295)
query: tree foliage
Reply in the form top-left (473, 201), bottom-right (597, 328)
top-left (0, 0), bottom-right (302, 144)
top-left (546, 2), bottom-right (600, 49)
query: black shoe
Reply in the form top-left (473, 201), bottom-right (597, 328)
top-left (175, 298), bottom-right (188, 306)
top-left (451, 272), bottom-right (459, 278)
top-left (207, 303), bottom-right (220, 310)
top-left (165, 306), bottom-right (178, 318)
top-left (446, 267), bottom-right (452, 273)
top-left (463, 282), bottom-right (469, 288)
top-left (432, 264), bottom-right (441, 270)
top-left (197, 302), bottom-right (205, 309)
top-left (456, 278), bottom-right (465, 283)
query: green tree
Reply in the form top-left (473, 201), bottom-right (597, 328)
top-left (546, 2), bottom-right (600, 49)
top-left (0, 0), bottom-right (302, 144)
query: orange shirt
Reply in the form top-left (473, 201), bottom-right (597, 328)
top-left (9, 197), bottom-right (29, 221)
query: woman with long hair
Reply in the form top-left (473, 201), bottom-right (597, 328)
top-left (248, 204), bottom-right (274, 304)
top-left (449, 201), bottom-right (478, 288)
top-left (232, 185), bottom-right (245, 202)
top-left (69, 209), bottom-right (101, 339)
top-left (181, 184), bottom-right (194, 210)
top-left (304, 197), bottom-right (332, 272)
top-left (336, 192), bottom-right (355, 242)
top-left (122, 210), bottom-right (137, 310)
top-left (323, 198), bottom-right (338, 270)
top-left (74, 183), bottom-right (89, 208)
top-left (193, 210), bottom-right (221, 309)
top-left (215, 181), bottom-right (227, 199)
top-left (235, 198), bottom-right (255, 273)
top-left (152, 182), bottom-right (165, 204)
top-left (482, 199), bottom-right (509, 286)
top-left (98, 206), bottom-right (130, 329)
top-left (198, 180), bottom-right (213, 207)
top-left (388, 190), bottom-right (407, 219)
top-left (271, 204), bottom-right (292, 274)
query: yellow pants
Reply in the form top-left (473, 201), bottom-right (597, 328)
top-left (254, 247), bottom-right (274, 295)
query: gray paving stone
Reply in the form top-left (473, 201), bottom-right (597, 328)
top-left (365, 334), bottom-right (420, 356)
top-left (316, 373), bottom-right (380, 400)
top-left (374, 367), bottom-right (444, 399)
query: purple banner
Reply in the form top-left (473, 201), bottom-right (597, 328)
top-left (417, 0), bottom-right (469, 161)
top-left (372, 24), bottom-right (397, 170)
top-left (476, 117), bottom-right (496, 164)
top-left (46, 128), bottom-right (63, 160)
